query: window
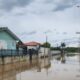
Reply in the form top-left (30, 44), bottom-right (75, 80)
top-left (0, 40), bottom-right (7, 49)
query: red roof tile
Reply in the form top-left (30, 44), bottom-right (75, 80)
top-left (24, 41), bottom-right (41, 46)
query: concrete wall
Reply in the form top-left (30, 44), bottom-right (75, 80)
top-left (51, 50), bottom-right (61, 54)
top-left (27, 46), bottom-right (37, 50)
top-left (39, 47), bottom-right (51, 57)
top-left (0, 56), bottom-right (29, 64)
top-left (0, 55), bottom-right (39, 65)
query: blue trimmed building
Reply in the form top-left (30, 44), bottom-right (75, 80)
top-left (0, 27), bottom-right (21, 50)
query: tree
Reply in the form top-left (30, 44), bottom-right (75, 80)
top-left (61, 42), bottom-right (66, 48)
top-left (42, 42), bottom-right (51, 48)
top-left (60, 42), bottom-right (66, 55)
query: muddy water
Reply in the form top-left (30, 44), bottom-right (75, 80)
top-left (0, 54), bottom-right (80, 80)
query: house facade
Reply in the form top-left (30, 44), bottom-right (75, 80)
top-left (24, 41), bottom-right (51, 57)
top-left (24, 41), bottom-right (41, 50)
top-left (0, 27), bottom-right (21, 50)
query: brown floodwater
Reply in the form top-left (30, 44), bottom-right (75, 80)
top-left (0, 54), bottom-right (80, 80)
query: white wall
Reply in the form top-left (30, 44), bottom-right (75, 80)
top-left (27, 46), bottom-right (37, 50)
top-left (39, 47), bottom-right (50, 56)
top-left (0, 40), bottom-right (7, 49)
top-left (51, 50), bottom-right (61, 55)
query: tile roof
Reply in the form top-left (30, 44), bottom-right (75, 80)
top-left (24, 41), bottom-right (41, 46)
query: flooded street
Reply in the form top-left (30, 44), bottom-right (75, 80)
top-left (0, 54), bottom-right (80, 80)
top-left (0, 0), bottom-right (80, 79)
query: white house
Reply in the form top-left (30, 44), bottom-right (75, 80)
top-left (24, 41), bottom-right (51, 57)
top-left (24, 41), bottom-right (41, 50)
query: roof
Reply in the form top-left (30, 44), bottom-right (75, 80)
top-left (0, 27), bottom-right (21, 41)
top-left (24, 41), bottom-right (41, 46)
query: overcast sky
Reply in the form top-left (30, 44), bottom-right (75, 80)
top-left (0, 0), bottom-right (80, 46)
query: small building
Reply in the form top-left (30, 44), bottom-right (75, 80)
top-left (24, 41), bottom-right (41, 56)
top-left (24, 41), bottom-right (50, 57)
top-left (0, 27), bottom-right (22, 50)
top-left (24, 41), bottom-right (41, 50)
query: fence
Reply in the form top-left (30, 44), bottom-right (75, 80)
top-left (0, 49), bottom-right (24, 57)
top-left (0, 49), bottom-right (39, 64)
top-left (0, 49), bottom-right (39, 57)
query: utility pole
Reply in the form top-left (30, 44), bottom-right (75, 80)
top-left (76, 32), bottom-right (80, 54)
top-left (76, 32), bottom-right (80, 70)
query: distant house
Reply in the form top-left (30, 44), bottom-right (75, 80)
top-left (23, 41), bottom-right (41, 55)
top-left (24, 41), bottom-right (41, 50)
top-left (24, 41), bottom-right (50, 57)
top-left (0, 27), bottom-right (22, 50)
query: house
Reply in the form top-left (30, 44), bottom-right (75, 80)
top-left (24, 41), bottom-right (41, 50)
top-left (24, 41), bottom-right (41, 55)
top-left (0, 27), bottom-right (22, 50)
top-left (24, 41), bottom-right (51, 57)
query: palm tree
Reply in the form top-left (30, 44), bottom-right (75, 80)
top-left (60, 42), bottom-right (66, 63)
top-left (61, 42), bottom-right (66, 48)
top-left (60, 42), bottom-right (66, 54)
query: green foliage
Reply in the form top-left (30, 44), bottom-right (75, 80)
top-left (50, 47), bottom-right (60, 50)
top-left (51, 46), bottom-right (79, 53)
top-left (42, 42), bottom-right (51, 48)
top-left (61, 42), bottom-right (66, 48)
top-left (65, 47), bottom-right (78, 52)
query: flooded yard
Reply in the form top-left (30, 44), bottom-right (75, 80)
top-left (0, 54), bottom-right (80, 80)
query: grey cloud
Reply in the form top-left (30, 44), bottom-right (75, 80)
top-left (20, 31), bottom-right (37, 36)
top-left (53, 0), bottom-right (80, 12)
top-left (14, 13), bottom-right (26, 16)
top-left (45, 0), bottom-right (80, 12)
top-left (0, 0), bottom-right (80, 14)
top-left (44, 30), bottom-right (52, 34)
top-left (27, 31), bottom-right (37, 35)
top-left (53, 5), bottom-right (71, 11)
top-left (26, 0), bottom-right (80, 15)
top-left (0, 0), bottom-right (33, 11)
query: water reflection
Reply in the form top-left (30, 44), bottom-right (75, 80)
top-left (0, 64), bottom-right (16, 80)
top-left (56, 54), bottom-right (66, 64)
top-left (0, 56), bottom-right (51, 80)
top-left (78, 53), bottom-right (80, 72)
top-left (0, 54), bottom-right (80, 80)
